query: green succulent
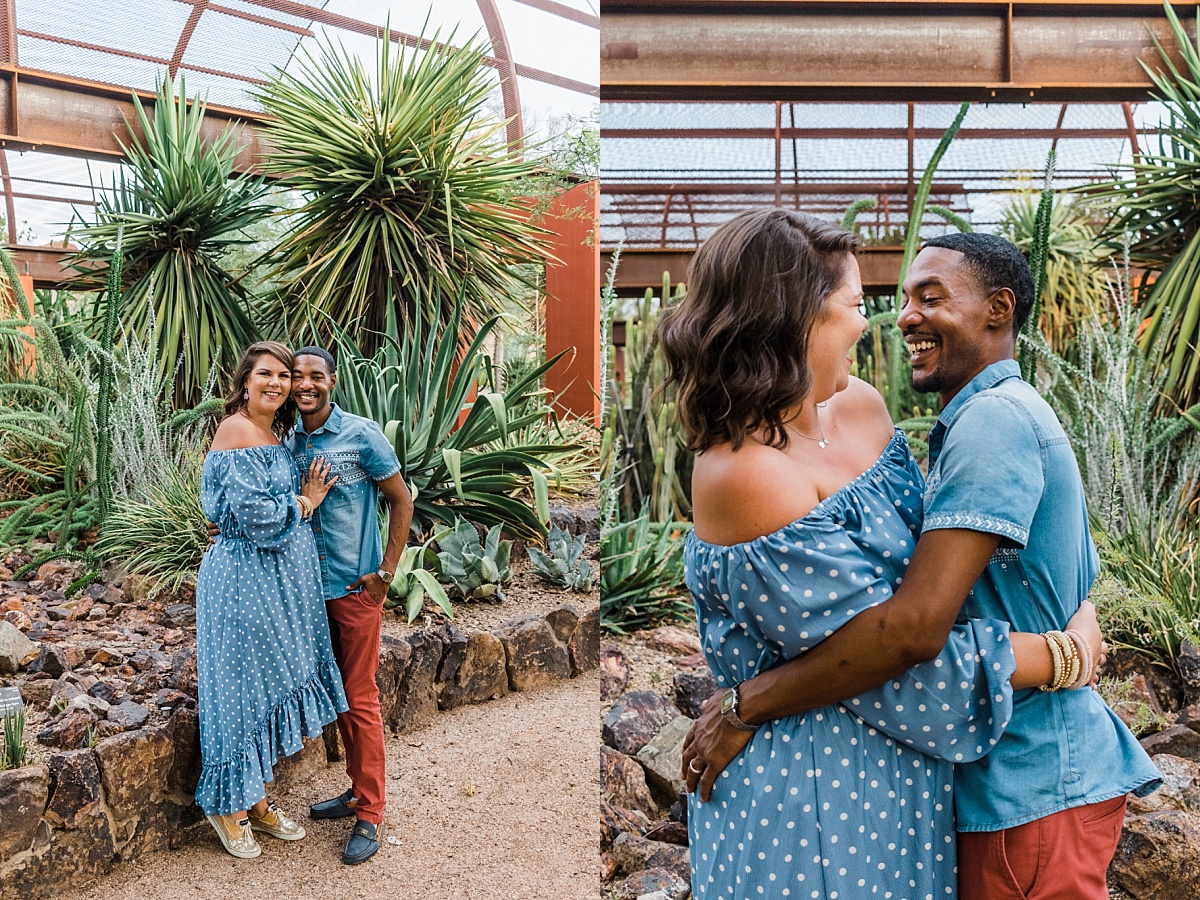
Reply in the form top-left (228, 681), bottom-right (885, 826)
top-left (528, 524), bottom-right (594, 592)
top-left (384, 544), bottom-right (453, 623)
top-left (435, 518), bottom-right (512, 602)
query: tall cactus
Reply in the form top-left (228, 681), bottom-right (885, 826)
top-left (94, 226), bottom-right (124, 522)
top-left (1021, 151), bottom-right (1057, 382)
top-left (887, 102), bottom-right (971, 417)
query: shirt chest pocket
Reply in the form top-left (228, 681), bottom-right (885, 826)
top-left (324, 451), bottom-right (369, 488)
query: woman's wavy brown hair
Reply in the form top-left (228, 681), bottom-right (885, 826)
top-left (659, 209), bottom-right (860, 453)
top-left (224, 341), bottom-right (298, 439)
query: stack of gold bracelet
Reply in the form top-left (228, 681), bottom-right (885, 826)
top-left (1040, 629), bottom-right (1093, 692)
top-left (296, 495), bottom-right (314, 519)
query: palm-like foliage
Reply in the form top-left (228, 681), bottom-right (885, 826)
top-left (331, 297), bottom-right (572, 540)
top-left (253, 29), bottom-right (549, 355)
top-left (1088, 2), bottom-right (1200, 407)
top-left (65, 76), bottom-right (271, 406)
top-left (1000, 192), bottom-right (1111, 356)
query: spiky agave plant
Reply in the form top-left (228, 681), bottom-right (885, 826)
top-left (65, 75), bottom-right (271, 407)
top-left (252, 27), bottom-right (549, 355)
top-left (1088, 2), bottom-right (1200, 408)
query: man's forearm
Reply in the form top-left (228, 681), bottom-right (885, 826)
top-left (737, 528), bottom-right (1002, 725)
top-left (381, 498), bottom-right (411, 571)
top-left (737, 602), bottom-right (927, 725)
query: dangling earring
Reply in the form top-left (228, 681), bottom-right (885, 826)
top-left (243, 389), bottom-right (249, 400)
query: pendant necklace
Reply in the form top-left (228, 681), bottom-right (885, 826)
top-left (788, 408), bottom-right (828, 449)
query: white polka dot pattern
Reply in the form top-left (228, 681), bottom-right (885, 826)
top-left (194, 446), bottom-right (349, 817)
top-left (682, 431), bottom-right (1016, 898)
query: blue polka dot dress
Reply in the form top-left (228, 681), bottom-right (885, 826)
top-left (195, 445), bottom-right (349, 816)
top-left (684, 431), bottom-right (1017, 900)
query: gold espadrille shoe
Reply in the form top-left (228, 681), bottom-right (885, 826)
top-left (248, 802), bottom-right (307, 841)
top-left (206, 814), bottom-right (262, 859)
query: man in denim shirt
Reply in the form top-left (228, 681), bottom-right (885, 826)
top-left (901, 235), bottom-right (1159, 897)
top-left (682, 233), bottom-right (1160, 898)
top-left (287, 347), bottom-right (413, 866)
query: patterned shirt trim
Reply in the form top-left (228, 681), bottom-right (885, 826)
top-left (922, 511), bottom-right (1029, 546)
top-left (988, 547), bottom-right (1021, 565)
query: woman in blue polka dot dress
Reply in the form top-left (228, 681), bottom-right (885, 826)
top-left (658, 211), bottom-right (1097, 899)
top-left (195, 341), bottom-right (349, 859)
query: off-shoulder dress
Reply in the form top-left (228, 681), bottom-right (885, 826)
top-left (194, 445), bottom-right (348, 816)
top-left (684, 430), bottom-right (1017, 900)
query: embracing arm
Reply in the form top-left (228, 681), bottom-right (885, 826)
top-left (738, 527), bottom-right (1013, 725)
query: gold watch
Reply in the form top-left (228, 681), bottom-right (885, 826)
top-left (719, 685), bottom-right (759, 732)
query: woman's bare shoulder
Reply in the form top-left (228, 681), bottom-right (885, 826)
top-left (691, 440), bottom-right (819, 546)
top-left (832, 376), bottom-right (895, 442)
top-left (209, 415), bottom-right (266, 452)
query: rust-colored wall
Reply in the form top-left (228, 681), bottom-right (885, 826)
top-left (544, 181), bottom-right (600, 425)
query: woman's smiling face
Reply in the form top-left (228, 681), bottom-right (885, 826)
top-left (806, 255), bottom-right (867, 404)
top-left (244, 353), bottom-right (292, 413)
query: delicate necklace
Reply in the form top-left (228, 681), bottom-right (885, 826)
top-left (787, 408), bottom-right (828, 449)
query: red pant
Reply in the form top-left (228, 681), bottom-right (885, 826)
top-left (327, 591), bottom-right (386, 825)
top-left (958, 795), bottom-right (1127, 900)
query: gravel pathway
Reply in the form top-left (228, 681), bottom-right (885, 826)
top-left (61, 674), bottom-right (598, 900)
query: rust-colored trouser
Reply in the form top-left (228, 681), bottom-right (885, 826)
top-left (958, 794), bottom-right (1127, 900)
top-left (327, 591), bottom-right (386, 826)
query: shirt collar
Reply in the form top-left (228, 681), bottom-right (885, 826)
top-left (928, 359), bottom-right (1021, 466)
top-left (295, 402), bottom-right (344, 436)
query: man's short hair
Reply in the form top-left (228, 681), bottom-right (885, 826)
top-left (922, 232), bottom-right (1035, 334)
top-left (293, 346), bottom-right (336, 374)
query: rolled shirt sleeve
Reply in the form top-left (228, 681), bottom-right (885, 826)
top-left (923, 394), bottom-right (1044, 548)
top-left (360, 420), bottom-right (403, 482)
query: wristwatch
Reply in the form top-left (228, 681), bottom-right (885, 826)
top-left (376, 569), bottom-right (394, 583)
top-left (719, 684), bottom-right (758, 732)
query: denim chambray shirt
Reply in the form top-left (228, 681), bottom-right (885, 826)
top-left (923, 360), bottom-right (1161, 831)
top-left (285, 404), bottom-right (403, 602)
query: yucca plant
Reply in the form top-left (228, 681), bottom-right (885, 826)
top-left (1031, 265), bottom-right (1200, 542)
top-left (1093, 539), bottom-right (1200, 677)
top-left (0, 249), bottom-right (98, 552)
top-left (435, 517), bottom-right (512, 602)
top-left (65, 75), bottom-right (271, 407)
top-left (1087, 1), bottom-right (1200, 408)
top-left (528, 524), bottom-right (594, 592)
top-left (999, 192), bottom-right (1111, 357)
top-left (600, 510), bottom-right (691, 634)
top-left (93, 457), bottom-right (207, 595)
top-left (383, 543), bottom-right (453, 622)
top-left (253, 27), bottom-right (549, 355)
top-left (331, 296), bottom-right (570, 540)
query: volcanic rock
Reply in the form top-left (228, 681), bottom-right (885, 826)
top-left (601, 745), bottom-right (656, 815)
top-left (0, 619), bottom-right (36, 673)
top-left (603, 690), bottom-right (682, 756)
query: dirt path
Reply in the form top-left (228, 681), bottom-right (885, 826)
top-left (62, 674), bottom-right (598, 900)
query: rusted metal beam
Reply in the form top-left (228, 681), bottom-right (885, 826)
top-left (8, 244), bottom-right (75, 288)
top-left (476, 0), bottom-right (525, 151)
top-left (604, 182), bottom-right (968, 195)
top-left (602, 244), bottom-right (907, 293)
top-left (601, 1), bottom-right (1200, 102)
top-left (601, 126), bottom-right (1147, 139)
top-left (0, 66), bottom-right (272, 172)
